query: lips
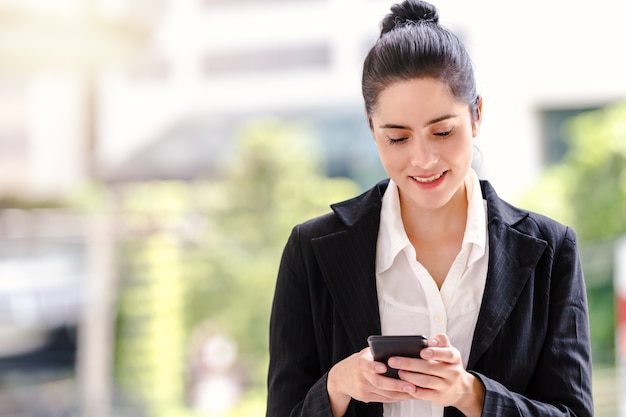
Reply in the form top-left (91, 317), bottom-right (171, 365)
top-left (411, 171), bottom-right (446, 183)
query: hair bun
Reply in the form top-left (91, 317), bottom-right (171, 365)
top-left (380, 0), bottom-right (439, 35)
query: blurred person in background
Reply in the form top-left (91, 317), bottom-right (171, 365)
top-left (266, 1), bottom-right (593, 416)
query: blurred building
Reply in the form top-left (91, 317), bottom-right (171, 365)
top-left (97, 0), bottom-right (390, 188)
top-left (0, 0), bottom-right (151, 200)
top-left (99, 0), bottom-right (626, 202)
top-left (2, 0), bottom-right (626, 199)
top-left (0, 1), bottom-right (149, 415)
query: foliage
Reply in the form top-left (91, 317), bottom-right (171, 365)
top-left (562, 103), bottom-right (626, 241)
top-left (113, 118), bottom-right (361, 415)
top-left (519, 101), bottom-right (626, 241)
top-left (114, 184), bottom-right (191, 414)
top-left (517, 101), bottom-right (626, 366)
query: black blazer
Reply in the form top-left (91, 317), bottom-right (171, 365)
top-left (267, 179), bottom-right (593, 417)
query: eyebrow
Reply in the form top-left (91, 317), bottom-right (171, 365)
top-left (378, 114), bottom-right (458, 130)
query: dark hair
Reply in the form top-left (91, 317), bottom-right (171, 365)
top-left (362, 0), bottom-right (479, 121)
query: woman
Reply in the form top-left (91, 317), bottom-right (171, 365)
top-left (266, 1), bottom-right (593, 416)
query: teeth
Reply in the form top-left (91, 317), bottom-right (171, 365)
top-left (413, 172), bottom-right (444, 183)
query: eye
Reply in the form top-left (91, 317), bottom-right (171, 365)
top-left (434, 128), bottom-right (454, 138)
top-left (387, 136), bottom-right (408, 144)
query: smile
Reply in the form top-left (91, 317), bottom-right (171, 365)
top-left (412, 172), bottom-right (445, 183)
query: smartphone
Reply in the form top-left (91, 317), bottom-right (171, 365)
top-left (367, 335), bottom-right (428, 379)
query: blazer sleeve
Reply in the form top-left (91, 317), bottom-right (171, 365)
top-left (266, 225), bottom-right (335, 417)
top-left (470, 227), bottom-right (594, 417)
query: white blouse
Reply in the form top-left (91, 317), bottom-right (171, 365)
top-left (375, 169), bottom-right (489, 417)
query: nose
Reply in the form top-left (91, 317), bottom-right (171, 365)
top-left (410, 138), bottom-right (439, 169)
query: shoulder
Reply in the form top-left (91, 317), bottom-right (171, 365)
top-left (292, 179), bottom-right (389, 241)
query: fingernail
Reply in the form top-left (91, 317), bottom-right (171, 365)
top-left (421, 349), bottom-right (433, 358)
top-left (388, 358), bottom-right (399, 367)
top-left (403, 385), bottom-right (415, 393)
top-left (375, 364), bottom-right (386, 373)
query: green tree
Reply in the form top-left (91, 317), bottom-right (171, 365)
top-left (185, 118), bottom-right (361, 397)
top-left (114, 181), bottom-right (196, 416)
top-left (518, 101), bottom-right (626, 365)
top-left (113, 118), bottom-right (361, 415)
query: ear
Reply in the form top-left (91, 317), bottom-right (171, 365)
top-left (472, 96), bottom-right (483, 137)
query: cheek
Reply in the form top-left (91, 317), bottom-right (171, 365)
top-left (456, 140), bottom-right (475, 169)
top-left (447, 132), bottom-right (474, 160)
top-left (376, 145), bottom-right (406, 171)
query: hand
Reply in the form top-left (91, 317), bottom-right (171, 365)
top-left (327, 347), bottom-right (417, 416)
top-left (388, 334), bottom-right (485, 417)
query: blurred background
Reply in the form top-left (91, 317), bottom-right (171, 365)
top-left (0, 0), bottom-right (625, 416)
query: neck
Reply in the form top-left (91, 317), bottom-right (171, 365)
top-left (400, 185), bottom-right (468, 243)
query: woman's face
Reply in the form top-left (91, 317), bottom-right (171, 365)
top-left (370, 77), bottom-right (481, 213)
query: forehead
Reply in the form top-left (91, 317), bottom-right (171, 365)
top-left (374, 78), bottom-right (467, 121)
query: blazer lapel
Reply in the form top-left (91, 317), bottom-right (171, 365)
top-left (307, 179), bottom-right (548, 366)
top-left (310, 181), bottom-right (388, 351)
top-left (468, 182), bottom-right (548, 368)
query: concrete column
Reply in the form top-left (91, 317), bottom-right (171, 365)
top-left (76, 211), bottom-right (117, 417)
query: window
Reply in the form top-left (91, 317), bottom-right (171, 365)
top-left (204, 0), bottom-right (324, 5)
top-left (540, 106), bottom-right (601, 165)
top-left (203, 44), bottom-right (331, 75)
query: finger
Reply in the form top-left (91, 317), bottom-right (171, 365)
top-left (358, 347), bottom-right (389, 376)
top-left (367, 390), bottom-right (417, 403)
top-left (358, 349), bottom-right (417, 393)
top-left (360, 346), bottom-right (374, 360)
top-left (351, 377), bottom-right (416, 404)
top-left (372, 362), bottom-right (388, 375)
top-left (422, 334), bottom-right (458, 363)
top-left (370, 372), bottom-right (418, 395)
top-left (421, 346), bottom-right (461, 364)
top-left (428, 333), bottom-right (450, 348)
top-left (398, 369), bottom-right (442, 390)
top-left (388, 356), bottom-right (428, 374)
